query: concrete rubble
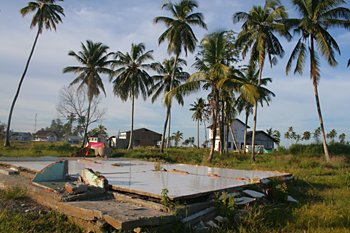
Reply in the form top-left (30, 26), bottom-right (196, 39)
top-left (0, 157), bottom-right (296, 232)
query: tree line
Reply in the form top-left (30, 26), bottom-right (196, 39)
top-left (4, 0), bottom-right (350, 164)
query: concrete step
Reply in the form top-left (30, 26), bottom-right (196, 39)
top-left (177, 201), bottom-right (213, 217)
top-left (180, 206), bottom-right (217, 228)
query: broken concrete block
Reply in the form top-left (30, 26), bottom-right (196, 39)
top-left (65, 181), bottom-right (89, 194)
top-left (207, 220), bottom-right (220, 229)
top-left (234, 197), bottom-right (256, 205)
top-left (80, 168), bottom-right (108, 189)
top-left (214, 215), bottom-right (228, 223)
top-left (243, 189), bottom-right (265, 199)
top-left (287, 195), bottom-right (298, 203)
top-left (0, 168), bottom-right (17, 175)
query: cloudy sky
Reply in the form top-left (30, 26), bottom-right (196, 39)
top-left (1, 0), bottom-right (350, 147)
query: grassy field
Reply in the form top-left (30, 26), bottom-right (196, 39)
top-left (0, 140), bottom-right (349, 232)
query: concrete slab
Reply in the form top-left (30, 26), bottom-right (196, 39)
top-left (62, 200), bottom-right (174, 230)
top-left (0, 168), bottom-right (17, 175)
top-left (1, 158), bottom-right (291, 201)
top-left (243, 189), bottom-right (266, 198)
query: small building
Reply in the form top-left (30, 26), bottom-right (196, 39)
top-left (67, 136), bottom-right (81, 144)
top-left (118, 128), bottom-right (162, 147)
top-left (245, 131), bottom-right (278, 150)
top-left (9, 132), bottom-right (32, 141)
top-left (209, 119), bottom-right (250, 151)
top-left (88, 132), bottom-right (107, 144)
top-left (33, 130), bottom-right (58, 142)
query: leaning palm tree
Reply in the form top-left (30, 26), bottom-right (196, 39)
top-left (286, 0), bottom-right (350, 162)
top-left (148, 57), bottom-right (189, 148)
top-left (110, 43), bottom-right (154, 150)
top-left (233, 0), bottom-right (290, 161)
top-left (189, 98), bottom-right (207, 148)
top-left (63, 40), bottom-right (113, 147)
top-left (4, 0), bottom-right (65, 147)
top-left (154, 0), bottom-right (207, 152)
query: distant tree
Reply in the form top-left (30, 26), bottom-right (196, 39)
top-left (301, 131), bottom-right (311, 142)
top-left (284, 131), bottom-right (290, 147)
top-left (295, 134), bottom-right (301, 144)
top-left (189, 98), bottom-right (207, 149)
top-left (182, 139), bottom-right (190, 146)
top-left (326, 129), bottom-right (337, 144)
top-left (313, 127), bottom-right (321, 144)
top-left (56, 85), bottom-right (107, 142)
top-left (5, 0), bottom-right (65, 147)
top-left (266, 128), bottom-right (280, 145)
top-left (339, 133), bottom-right (346, 144)
top-left (188, 137), bottom-right (195, 147)
top-left (172, 131), bottom-right (183, 147)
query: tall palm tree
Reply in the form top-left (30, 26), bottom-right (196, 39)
top-left (148, 57), bottom-right (189, 148)
top-left (189, 98), bottom-right (207, 148)
top-left (233, 0), bottom-right (290, 161)
top-left (4, 0), bottom-right (65, 147)
top-left (63, 40), bottom-right (113, 147)
top-left (110, 43), bottom-right (154, 150)
top-left (154, 0), bottom-right (207, 152)
top-left (286, 0), bottom-right (350, 162)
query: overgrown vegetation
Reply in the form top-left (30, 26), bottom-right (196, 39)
top-left (0, 142), bottom-right (349, 232)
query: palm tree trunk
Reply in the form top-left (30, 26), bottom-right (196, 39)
top-left (229, 123), bottom-right (240, 153)
top-left (219, 102), bottom-right (224, 155)
top-left (166, 110), bottom-right (171, 148)
top-left (81, 97), bottom-right (92, 148)
top-left (197, 118), bottom-right (199, 148)
top-left (4, 28), bottom-right (40, 147)
top-left (243, 110), bottom-right (249, 155)
top-left (128, 92), bottom-right (135, 150)
top-left (204, 120), bottom-right (208, 151)
top-left (310, 37), bottom-right (330, 162)
top-left (251, 60), bottom-right (264, 162)
top-left (160, 105), bottom-right (170, 152)
top-left (208, 89), bottom-right (218, 162)
top-left (225, 120), bottom-right (229, 153)
top-left (160, 54), bottom-right (179, 152)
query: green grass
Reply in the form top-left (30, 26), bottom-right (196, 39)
top-left (1, 141), bottom-right (350, 232)
top-left (0, 186), bottom-right (83, 233)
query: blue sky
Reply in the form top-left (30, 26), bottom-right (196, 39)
top-left (0, 0), bottom-right (350, 147)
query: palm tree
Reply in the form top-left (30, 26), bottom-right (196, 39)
top-left (110, 43), bottom-right (154, 150)
top-left (154, 0), bottom-right (207, 152)
top-left (266, 128), bottom-right (281, 145)
top-left (233, 63), bottom-right (275, 159)
top-left (286, 0), bottom-right (350, 162)
top-left (339, 133), bottom-right (346, 144)
top-left (166, 31), bottom-right (260, 162)
top-left (313, 127), bottom-right (321, 144)
top-left (301, 131), bottom-right (311, 142)
top-left (233, 0), bottom-right (290, 161)
top-left (148, 57), bottom-right (189, 148)
top-left (63, 40), bottom-right (113, 148)
top-left (189, 98), bottom-right (207, 148)
top-left (326, 129), bottom-right (337, 144)
top-left (172, 131), bottom-right (183, 147)
top-left (4, 0), bottom-right (65, 147)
